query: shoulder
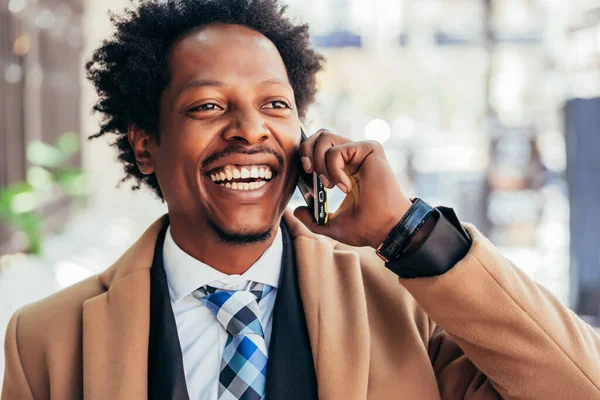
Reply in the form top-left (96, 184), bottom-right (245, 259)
top-left (14, 274), bottom-right (106, 337)
top-left (9, 213), bottom-right (168, 350)
top-left (10, 274), bottom-right (105, 348)
top-left (4, 275), bottom-right (106, 394)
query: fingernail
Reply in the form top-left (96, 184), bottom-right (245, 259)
top-left (319, 174), bottom-right (331, 188)
top-left (301, 157), bottom-right (312, 172)
top-left (337, 183), bottom-right (348, 193)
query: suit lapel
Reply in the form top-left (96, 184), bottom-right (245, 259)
top-left (147, 224), bottom-right (190, 400)
top-left (265, 221), bottom-right (318, 399)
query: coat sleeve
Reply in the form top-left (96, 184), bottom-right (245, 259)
top-left (400, 224), bottom-right (600, 400)
top-left (428, 325), bottom-right (500, 399)
top-left (2, 308), bottom-right (35, 400)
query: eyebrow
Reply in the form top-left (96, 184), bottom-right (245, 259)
top-left (177, 78), bottom-right (290, 97)
top-left (177, 79), bottom-right (225, 96)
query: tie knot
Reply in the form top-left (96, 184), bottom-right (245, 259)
top-left (193, 282), bottom-right (272, 337)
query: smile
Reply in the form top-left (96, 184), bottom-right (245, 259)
top-left (208, 164), bottom-right (276, 191)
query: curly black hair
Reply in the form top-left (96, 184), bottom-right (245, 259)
top-left (86, 0), bottom-right (324, 199)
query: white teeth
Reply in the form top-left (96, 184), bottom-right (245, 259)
top-left (211, 165), bottom-right (273, 185)
top-left (221, 179), bottom-right (269, 190)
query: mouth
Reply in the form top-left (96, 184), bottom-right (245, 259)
top-left (207, 164), bottom-right (277, 191)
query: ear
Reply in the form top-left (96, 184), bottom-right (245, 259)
top-left (127, 124), bottom-right (156, 175)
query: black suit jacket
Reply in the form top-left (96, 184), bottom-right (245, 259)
top-left (147, 222), bottom-right (318, 399)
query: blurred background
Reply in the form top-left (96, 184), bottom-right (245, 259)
top-left (1, 0), bottom-right (600, 382)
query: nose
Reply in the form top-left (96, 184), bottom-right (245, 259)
top-left (223, 108), bottom-right (270, 145)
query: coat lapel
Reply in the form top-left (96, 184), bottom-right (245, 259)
top-left (265, 221), bottom-right (318, 399)
top-left (82, 215), bottom-right (169, 400)
top-left (147, 224), bottom-right (189, 400)
top-left (283, 211), bottom-right (371, 400)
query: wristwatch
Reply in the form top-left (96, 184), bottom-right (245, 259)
top-left (375, 198), bottom-right (435, 263)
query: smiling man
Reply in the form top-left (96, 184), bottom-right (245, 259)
top-left (3, 1), bottom-right (600, 399)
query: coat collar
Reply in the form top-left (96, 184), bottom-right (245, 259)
top-left (82, 211), bottom-right (371, 399)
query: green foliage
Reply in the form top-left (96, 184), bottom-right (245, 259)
top-left (0, 132), bottom-right (87, 255)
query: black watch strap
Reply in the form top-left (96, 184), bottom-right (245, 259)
top-left (375, 198), bottom-right (435, 263)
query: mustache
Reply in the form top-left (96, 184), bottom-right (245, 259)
top-left (201, 144), bottom-right (285, 170)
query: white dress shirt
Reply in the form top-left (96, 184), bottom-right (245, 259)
top-left (162, 226), bottom-right (283, 400)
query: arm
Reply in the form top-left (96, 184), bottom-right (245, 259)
top-left (294, 131), bottom-right (600, 399)
top-left (428, 326), bottom-right (500, 399)
top-left (394, 210), bottom-right (600, 399)
top-left (2, 308), bottom-right (35, 400)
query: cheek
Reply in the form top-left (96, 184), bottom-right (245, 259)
top-left (154, 129), bottom-right (210, 188)
top-left (282, 148), bottom-right (301, 195)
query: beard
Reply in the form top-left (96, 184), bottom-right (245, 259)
top-left (207, 218), bottom-right (273, 245)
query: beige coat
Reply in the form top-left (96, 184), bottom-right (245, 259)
top-left (3, 211), bottom-right (600, 399)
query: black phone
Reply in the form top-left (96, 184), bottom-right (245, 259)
top-left (298, 124), bottom-right (328, 225)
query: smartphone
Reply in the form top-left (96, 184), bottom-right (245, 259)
top-left (298, 124), bottom-right (328, 225)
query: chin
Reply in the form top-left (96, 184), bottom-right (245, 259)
top-left (209, 208), bottom-right (278, 244)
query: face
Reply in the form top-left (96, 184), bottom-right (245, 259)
top-left (133, 24), bottom-right (301, 243)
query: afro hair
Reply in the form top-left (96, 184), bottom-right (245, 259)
top-left (86, 0), bottom-right (324, 198)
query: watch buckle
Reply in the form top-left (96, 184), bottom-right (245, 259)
top-left (375, 243), bottom-right (390, 263)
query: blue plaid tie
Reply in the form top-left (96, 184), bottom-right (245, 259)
top-left (193, 283), bottom-right (273, 400)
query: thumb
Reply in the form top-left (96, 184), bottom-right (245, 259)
top-left (293, 206), bottom-right (332, 237)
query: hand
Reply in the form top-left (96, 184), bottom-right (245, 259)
top-left (293, 129), bottom-right (413, 249)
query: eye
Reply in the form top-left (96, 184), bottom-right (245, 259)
top-left (189, 103), bottom-right (224, 112)
top-left (262, 100), bottom-right (291, 110)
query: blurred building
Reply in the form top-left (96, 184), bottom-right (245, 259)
top-left (1, 0), bottom-right (85, 254)
top-left (563, 2), bottom-right (600, 325)
top-left (285, 0), bottom-right (582, 305)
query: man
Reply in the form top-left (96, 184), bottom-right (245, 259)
top-left (3, 0), bottom-right (600, 399)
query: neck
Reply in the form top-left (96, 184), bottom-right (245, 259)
top-left (168, 215), bottom-right (280, 275)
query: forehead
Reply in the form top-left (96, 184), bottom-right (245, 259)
top-left (168, 23), bottom-right (289, 86)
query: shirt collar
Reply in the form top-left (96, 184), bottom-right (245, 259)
top-left (162, 226), bottom-right (283, 303)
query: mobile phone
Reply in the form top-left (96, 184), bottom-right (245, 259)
top-left (298, 124), bottom-right (328, 225)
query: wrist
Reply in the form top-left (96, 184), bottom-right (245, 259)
top-left (368, 197), bottom-right (413, 249)
top-left (373, 198), bottom-right (435, 263)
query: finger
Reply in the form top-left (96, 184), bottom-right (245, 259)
top-left (343, 140), bottom-right (381, 176)
top-left (311, 132), bottom-right (339, 189)
top-left (293, 206), bottom-right (332, 236)
top-left (299, 129), bottom-right (351, 174)
top-left (299, 129), bottom-right (331, 173)
top-left (324, 145), bottom-right (354, 193)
